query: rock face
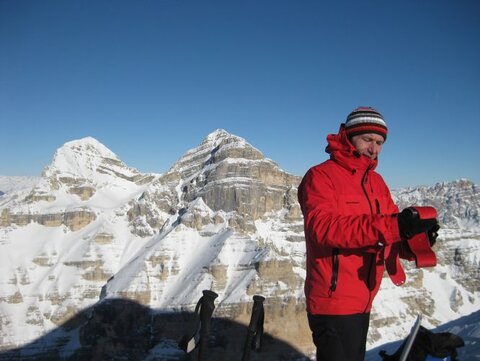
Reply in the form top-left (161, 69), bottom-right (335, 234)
top-left (0, 208), bottom-right (96, 231)
top-left (0, 131), bottom-right (479, 360)
top-left (169, 130), bottom-right (300, 219)
top-left (125, 130), bottom-right (301, 237)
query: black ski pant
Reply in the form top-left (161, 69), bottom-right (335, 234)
top-left (307, 312), bottom-right (370, 361)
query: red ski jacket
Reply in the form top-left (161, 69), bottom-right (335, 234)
top-left (298, 126), bottom-right (405, 315)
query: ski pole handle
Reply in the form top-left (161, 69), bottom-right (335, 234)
top-left (241, 295), bottom-right (265, 361)
top-left (198, 290), bottom-right (218, 361)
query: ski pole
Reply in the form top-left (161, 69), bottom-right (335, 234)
top-left (241, 295), bottom-right (265, 361)
top-left (178, 296), bottom-right (203, 353)
top-left (399, 314), bottom-right (422, 361)
top-left (197, 290), bottom-right (218, 361)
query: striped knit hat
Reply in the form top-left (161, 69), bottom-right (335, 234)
top-left (344, 106), bottom-right (388, 141)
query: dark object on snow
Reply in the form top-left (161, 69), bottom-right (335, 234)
top-left (241, 295), bottom-right (265, 361)
top-left (178, 290), bottom-right (218, 360)
top-left (379, 325), bottom-right (465, 361)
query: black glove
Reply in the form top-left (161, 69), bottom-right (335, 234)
top-left (397, 207), bottom-right (438, 240)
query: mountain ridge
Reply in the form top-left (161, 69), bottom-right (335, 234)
top-left (0, 131), bottom-right (479, 360)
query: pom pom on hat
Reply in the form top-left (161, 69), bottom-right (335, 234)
top-left (345, 107), bottom-right (388, 141)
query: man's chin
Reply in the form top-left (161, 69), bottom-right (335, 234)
top-left (362, 154), bottom-right (377, 160)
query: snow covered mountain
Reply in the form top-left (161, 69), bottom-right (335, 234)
top-left (0, 176), bottom-right (40, 196)
top-left (0, 131), bottom-right (478, 360)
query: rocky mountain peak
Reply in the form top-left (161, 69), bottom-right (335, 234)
top-left (42, 137), bottom-right (118, 178)
top-left (168, 129), bottom-right (265, 179)
top-left (40, 137), bottom-right (152, 188)
top-left (119, 129), bottom-right (302, 239)
top-left (159, 129), bottom-right (301, 224)
top-left (203, 128), bottom-right (245, 146)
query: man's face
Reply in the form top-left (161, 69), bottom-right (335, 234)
top-left (350, 133), bottom-right (385, 160)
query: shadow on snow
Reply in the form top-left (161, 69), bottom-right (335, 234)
top-left (0, 297), bottom-right (311, 361)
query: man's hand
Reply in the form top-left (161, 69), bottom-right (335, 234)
top-left (397, 207), bottom-right (438, 240)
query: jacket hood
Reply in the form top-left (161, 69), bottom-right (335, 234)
top-left (325, 125), bottom-right (378, 173)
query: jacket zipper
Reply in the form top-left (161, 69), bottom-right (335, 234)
top-left (361, 169), bottom-right (373, 214)
top-left (362, 167), bottom-right (377, 313)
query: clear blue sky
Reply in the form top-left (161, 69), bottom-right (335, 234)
top-left (1, 0), bottom-right (479, 188)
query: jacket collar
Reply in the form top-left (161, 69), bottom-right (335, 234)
top-left (325, 125), bottom-right (378, 173)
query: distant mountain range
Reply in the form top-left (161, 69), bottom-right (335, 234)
top-left (0, 176), bottom-right (40, 195)
top-left (0, 130), bottom-right (478, 360)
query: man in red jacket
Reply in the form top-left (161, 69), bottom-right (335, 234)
top-left (298, 107), bottom-right (439, 361)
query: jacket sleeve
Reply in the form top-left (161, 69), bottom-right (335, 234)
top-left (378, 178), bottom-right (416, 260)
top-left (298, 167), bottom-right (401, 249)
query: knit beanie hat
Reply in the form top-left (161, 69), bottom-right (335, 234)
top-left (344, 106), bottom-right (388, 141)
